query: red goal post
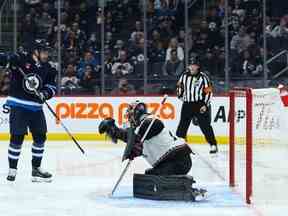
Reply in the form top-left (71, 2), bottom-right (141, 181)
top-left (229, 88), bottom-right (253, 204)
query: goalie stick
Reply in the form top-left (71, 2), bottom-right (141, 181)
top-left (110, 94), bottom-right (168, 196)
top-left (17, 67), bottom-right (86, 155)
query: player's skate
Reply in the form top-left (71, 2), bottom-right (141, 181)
top-left (209, 144), bottom-right (218, 154)
top-left (7, 168), bottom-right (17, 182)
top-left (31, 167), bottom-right (52, 183)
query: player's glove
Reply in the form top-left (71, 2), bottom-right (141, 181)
top-left (38, 90), bottom-right (50, 103)
top-left (98, 118), bottom-right (118, 143)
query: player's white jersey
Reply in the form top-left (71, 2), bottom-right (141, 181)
top-left (135, 116), bottom-right (186, 167)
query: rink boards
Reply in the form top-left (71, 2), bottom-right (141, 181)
top-left (0, 95), bottom-right (287, 144)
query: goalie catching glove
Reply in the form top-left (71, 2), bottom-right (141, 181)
top-left (98, 118), bottom-right (119, 143)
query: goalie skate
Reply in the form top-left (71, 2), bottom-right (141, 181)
top-left (192, 188), bottom-right (208, 201)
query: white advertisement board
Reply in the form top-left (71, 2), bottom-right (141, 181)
top-left (0, 96), bottom-right (247, 143)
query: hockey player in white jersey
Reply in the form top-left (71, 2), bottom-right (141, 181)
top-left (99, 100), bottom-right (206, 201)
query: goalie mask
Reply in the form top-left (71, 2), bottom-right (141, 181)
top-left (126, 100), bottom-right (148, 127)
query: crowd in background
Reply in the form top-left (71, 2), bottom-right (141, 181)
top-left (0, 0), bottom-right (287, 95)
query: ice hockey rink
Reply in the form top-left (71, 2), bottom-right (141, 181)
top-left (0, 141), bottom-right (287, 216)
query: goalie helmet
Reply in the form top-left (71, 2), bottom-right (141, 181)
top-left (126, 100), bottom-right (148, 127)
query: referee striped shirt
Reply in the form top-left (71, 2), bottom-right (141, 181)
top-left (178, 71), bottom-right (212, 104)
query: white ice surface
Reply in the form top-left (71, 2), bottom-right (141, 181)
top-left (0, 141), bottom-right (287, 216)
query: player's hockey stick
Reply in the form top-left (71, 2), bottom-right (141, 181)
top-left (110, 94), bottom-right (168, 196)
top-left (17, 67), bottom-right (86, 155)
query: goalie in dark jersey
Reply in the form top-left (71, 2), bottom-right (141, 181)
top-left (0, 40), bottom-right (57, 182)
top-left (99, 100), bottom-right (207, 201)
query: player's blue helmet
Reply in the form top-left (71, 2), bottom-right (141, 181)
top-left (32, 39), bottom-right (50, 53)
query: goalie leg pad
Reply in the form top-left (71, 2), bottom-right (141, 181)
top-left (133, 174), bottom-right (197, 201)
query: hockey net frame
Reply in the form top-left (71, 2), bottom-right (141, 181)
top-left (229, 87), bottom-right (287, 205)
top-left (229, 88), bottom-right (253, 204)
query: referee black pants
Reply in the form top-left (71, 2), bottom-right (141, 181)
top-left (176, 102), bottom-right (217, 146)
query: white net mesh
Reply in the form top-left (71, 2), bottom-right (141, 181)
top-left (252, 88), bottom-right (287, 145)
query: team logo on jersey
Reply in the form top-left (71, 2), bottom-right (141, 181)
top-left (23, 73), bottom-right (43, 94)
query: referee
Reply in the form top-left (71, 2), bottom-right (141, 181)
top-left (176, 58), bottom-right (218, 154)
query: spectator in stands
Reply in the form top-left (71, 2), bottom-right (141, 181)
top-left (36, 11), bottom-right (54, 39)
top-left (42, 1), bottom-right (55, 17)
top-left (63, 48), bottom-right (79, 67)
top-left (157, 16), bottom-right (175, 47)
top-left (79, 64), bottom-right (98, 93)
top-left (130, 31), bottom-right (144, 47)
top-left (268, 15), bottom-right (288, 38)
top-left (130, 21), bottom-right (143, 41)
top-left (241, 50), bottom-right (263, 76)
top-left (62, 1), bottom-right (74, 16)
top-left (111, 78), bottom-right (136, 95)
top-left (77, 51), bottom-right (100, 78)
top-left (150, 43), bottom-right (166, 63)
top-left (111, 50), bottom-right (134, 77)
top-left (163, 49), bottom-right (184, 77)
top-left (193, 30), bottom-right (209, 55)
top-left (104, 49), bottom-right (114, 76)
top-left (216, 0), bottom-right (225, 17)
top-left (154, 0), bottom-right (162, 10)
top-left (207, 21), bottom-right (223, 49)
top-left (178, 29), bottom-right (193, 52)
top-left (166, 38), bottom-right (184, 61)
top-left (105, 11), bottom-right (116, 34)
top-left (228, 13), bottom-right (241, 37)
top-left (150, 30), bottom-right (166, 62)
top-left (70, 22), bottom-right (87, 50)
top-left (198, 20), bottom-right (209, 34)
top-left (73, 13), bottom-right (87, 33)
top-left (242, 0), bottom-right (261, 17)
top-left (155, 0), bottom-right (177, 17)
top-left (130, 37), bottom-right (146, 66)
top-left (61, 64), bottom-right (79, 89)
top-left (230, 25), bottom-right (253, 54)
top-left (147, 0), bottom-right (156, 16)
top-left (85, 33), bottom-right (100, 53)
top-left (207, 6), bottom-right (222, 31)
top-left (232, 0), bottom-right (246, 18)
top-left (27, 7), bottom-right (38, 18)
top-left (21, 14), bottom-right (38, 49)
top-left (203, 49), bottom-right (217, 75)
top-left (105, 32), bottom-right (114, 50)
top-left (113, 40), bottom-right (125, 60)
top-left (63, 28), bottom-right (77, 50)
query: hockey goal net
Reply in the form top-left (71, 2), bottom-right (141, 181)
top-left (229, 88), bottom-right (287, 204)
